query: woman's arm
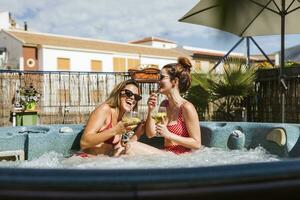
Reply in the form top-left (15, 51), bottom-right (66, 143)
top-left (181, 102), bottom-right (201, 149)
top-left (130, 121), bottom-right (145, 141)
top-left (80, 104), bottom-right (126, 149)
top-left (145, 93), bottom-right (158, 138)
top-left (145, 111), bottom-right (156, 138)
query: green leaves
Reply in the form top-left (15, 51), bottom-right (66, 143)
top-left (213, 58), bottom-right (256, 98)
top-left (188, 57), bottom-right (257, 120)
top-left (18, 84), bottom-right (41, 109)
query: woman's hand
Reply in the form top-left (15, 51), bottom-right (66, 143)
top-left (132, 121), bottom-right (144, 138)
top-left (147, 92), bottom-right (158, 112)
top-left (155, 123), bottom-right (172, 139)
top-left (111, 142), bottom-right (127, 157)
top-left (114, 121), bottom-right (134, 135)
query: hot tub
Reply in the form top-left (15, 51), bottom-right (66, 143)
top-left (0, 122), bottom-right (300, 199)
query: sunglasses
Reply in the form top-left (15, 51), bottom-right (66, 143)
top-left (159, 74), bottom-right (169, 81)
top-left (121, 89), bottom-right (142, 101)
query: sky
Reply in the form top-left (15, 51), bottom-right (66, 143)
top-left (1, 0), bottom-right (300, 54)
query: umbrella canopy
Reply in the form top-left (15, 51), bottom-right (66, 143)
top-left (179, 0), bottom-right (300, 123)
top-left (179, 0), bottom-right (300, 68)
top-left (179, 0), bottom-right (300, 37)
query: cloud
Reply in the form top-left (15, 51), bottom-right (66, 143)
top-left (0, 0), bottom-right (213, 42)
top-left (1, 0), bottom-right (299, 54)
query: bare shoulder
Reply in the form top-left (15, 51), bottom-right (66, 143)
top-left (92, 103), bottom-right (111, 116)
top-left (181, 101), bottom-right (196, 113)
top-left (181, 101), bottom-right (198, 121)
top-left (85, 103), bottom-right (111, 130)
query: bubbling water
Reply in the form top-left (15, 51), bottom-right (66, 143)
top-left (0, 146), bottom-right (279, 169)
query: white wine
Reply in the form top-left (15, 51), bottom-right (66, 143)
top-left (122, 117), bottom-right (141, 125)
top-left (152, 112), bottom-right (167, 124)
top-left (127, 124), bottom-right (138, 129)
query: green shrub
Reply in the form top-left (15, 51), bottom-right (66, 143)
top-left (187, 57), bottom-right (257, 121)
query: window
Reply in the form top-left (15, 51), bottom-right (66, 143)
top-left (91, 60), bottom-right (103, 72)
top-left (194, 60), bottom-right (201, 72)
top-left (201, 61), bottom-right (210, 73)
top-left (57, 58), bottom-right (70, 71)
top-left (127, 58), bottom-right (140, 70)
top-left (113, 57), bottom-right (126, 72)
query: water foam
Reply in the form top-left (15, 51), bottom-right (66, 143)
top-left (0, 146), bottom-right (280, 169)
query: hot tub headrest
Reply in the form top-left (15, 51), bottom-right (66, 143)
top-left (266, 128), bottom-right (286, 146)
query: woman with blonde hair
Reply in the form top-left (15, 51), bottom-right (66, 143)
top-left (80, 79), bottom-right (161, 157)
top-left (145, 57), bottom-right (201, 154)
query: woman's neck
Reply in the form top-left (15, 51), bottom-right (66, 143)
top-left (165, 88), bottom-right (184, 108)
top-left (114, 107), bottom-right (124, 122)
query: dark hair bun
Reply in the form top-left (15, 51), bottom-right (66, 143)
top-left (178, 57), bottom-right (192, 72)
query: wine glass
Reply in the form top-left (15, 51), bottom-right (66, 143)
top-left (152, 106), bottom-right (167, 137)
top-left (121, 111), bottom-right (141, 146)
top-left (122, 111), bottom-right (140, 128)
top-left (152, 106), bottom-right (167, 124)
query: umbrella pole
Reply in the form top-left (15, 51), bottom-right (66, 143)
top-left (246, 37), bottom-right (250, 67)
top-left (249, 37), bottom-right (275, 67)
top-left (280, 0), bottom-right (286, 123)
top-left (209, 37), bottom-right (244, 73)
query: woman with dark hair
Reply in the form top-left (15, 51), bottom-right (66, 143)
top-left (80, 79), bottom-right (161, 156)
top-left (145, 57), bottom-right (201, 154)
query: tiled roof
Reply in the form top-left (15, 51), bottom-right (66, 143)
top-left (193, 50), bottom-right (258, 60)
top-left (5, 30), bottom-right (187, 58)
top-left (129, 37), bottom-right (176, 44)
top-left (251, 54), bottom-right (276, 61)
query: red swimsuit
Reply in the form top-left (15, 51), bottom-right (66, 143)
top-left (165, 102), bottom-right (191, 155)
top-left (77, 110), bottom-right (118, 157)
top-left (103, 111), bottom-right (119, 146)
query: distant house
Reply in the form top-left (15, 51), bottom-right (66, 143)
top-left (183, 46), bottom-right (255, 73)
top-left (0, 11), bottom-right (192, 71)
top-left (0, 11), bottom-right (277, 74)
top-left (251, 54), bottom-right (278, 67)
top-left (129, 37), bottom-right (177, 49)
top-left (0, 29), bottom-right (191, 71)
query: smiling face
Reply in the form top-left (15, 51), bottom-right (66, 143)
top-left (158, 68), bottom-right (174, 95)
top-left (119, 84), bottom-right (140, 112)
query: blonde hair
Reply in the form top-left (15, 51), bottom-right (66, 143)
top-left (105, 79), bottom-right (140, 108)
top-left (162, 57), bottom-right (192, 93)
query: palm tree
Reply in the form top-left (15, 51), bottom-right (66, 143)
top-left (186, 73), bottom-right (211, 119)
top-left (193, 57), bottom-right (257, 121)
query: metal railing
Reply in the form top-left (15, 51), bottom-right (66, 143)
top-left (0, 70), bottom-right (158, 126)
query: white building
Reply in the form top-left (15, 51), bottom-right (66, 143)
top-left (0, 28), bottom-right (191, 71)
top-left (1, 11), bottom-right (268, 74)
top-left (129, 37), bottom-right (177, 49)
top-left (0, 11), bottom-right (192, 71)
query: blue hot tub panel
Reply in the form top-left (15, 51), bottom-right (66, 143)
top-left (0, 122), bottom-right (300, 160)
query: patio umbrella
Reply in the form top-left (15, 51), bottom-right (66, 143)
top-left (179, 0), bottom-right (300, 122)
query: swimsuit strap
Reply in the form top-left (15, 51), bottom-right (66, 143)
top-left (103, 108), bottom-right (118, 145)
top-left (177, 101), bottom-right (187, 122)
top-left (107, 109), bottom-right (113, 128)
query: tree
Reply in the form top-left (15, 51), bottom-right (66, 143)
top-left (189, 57), bottom-right (257, 121)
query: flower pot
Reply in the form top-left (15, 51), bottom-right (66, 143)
top-left (25, 102), bottom-right (36, 111)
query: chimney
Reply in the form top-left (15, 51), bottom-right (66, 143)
top-left (8, 12), bottom-right (16, 28)
top-left (24, 21), bottom-right (27, 31)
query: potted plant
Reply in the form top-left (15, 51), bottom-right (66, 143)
top-left (17, 84), bottom-right (41, 111)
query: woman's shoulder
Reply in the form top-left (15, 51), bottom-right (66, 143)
top-left (94, 103), bottom-right (111, 114)
top-left (181, 101), bottom-right (196, 113)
